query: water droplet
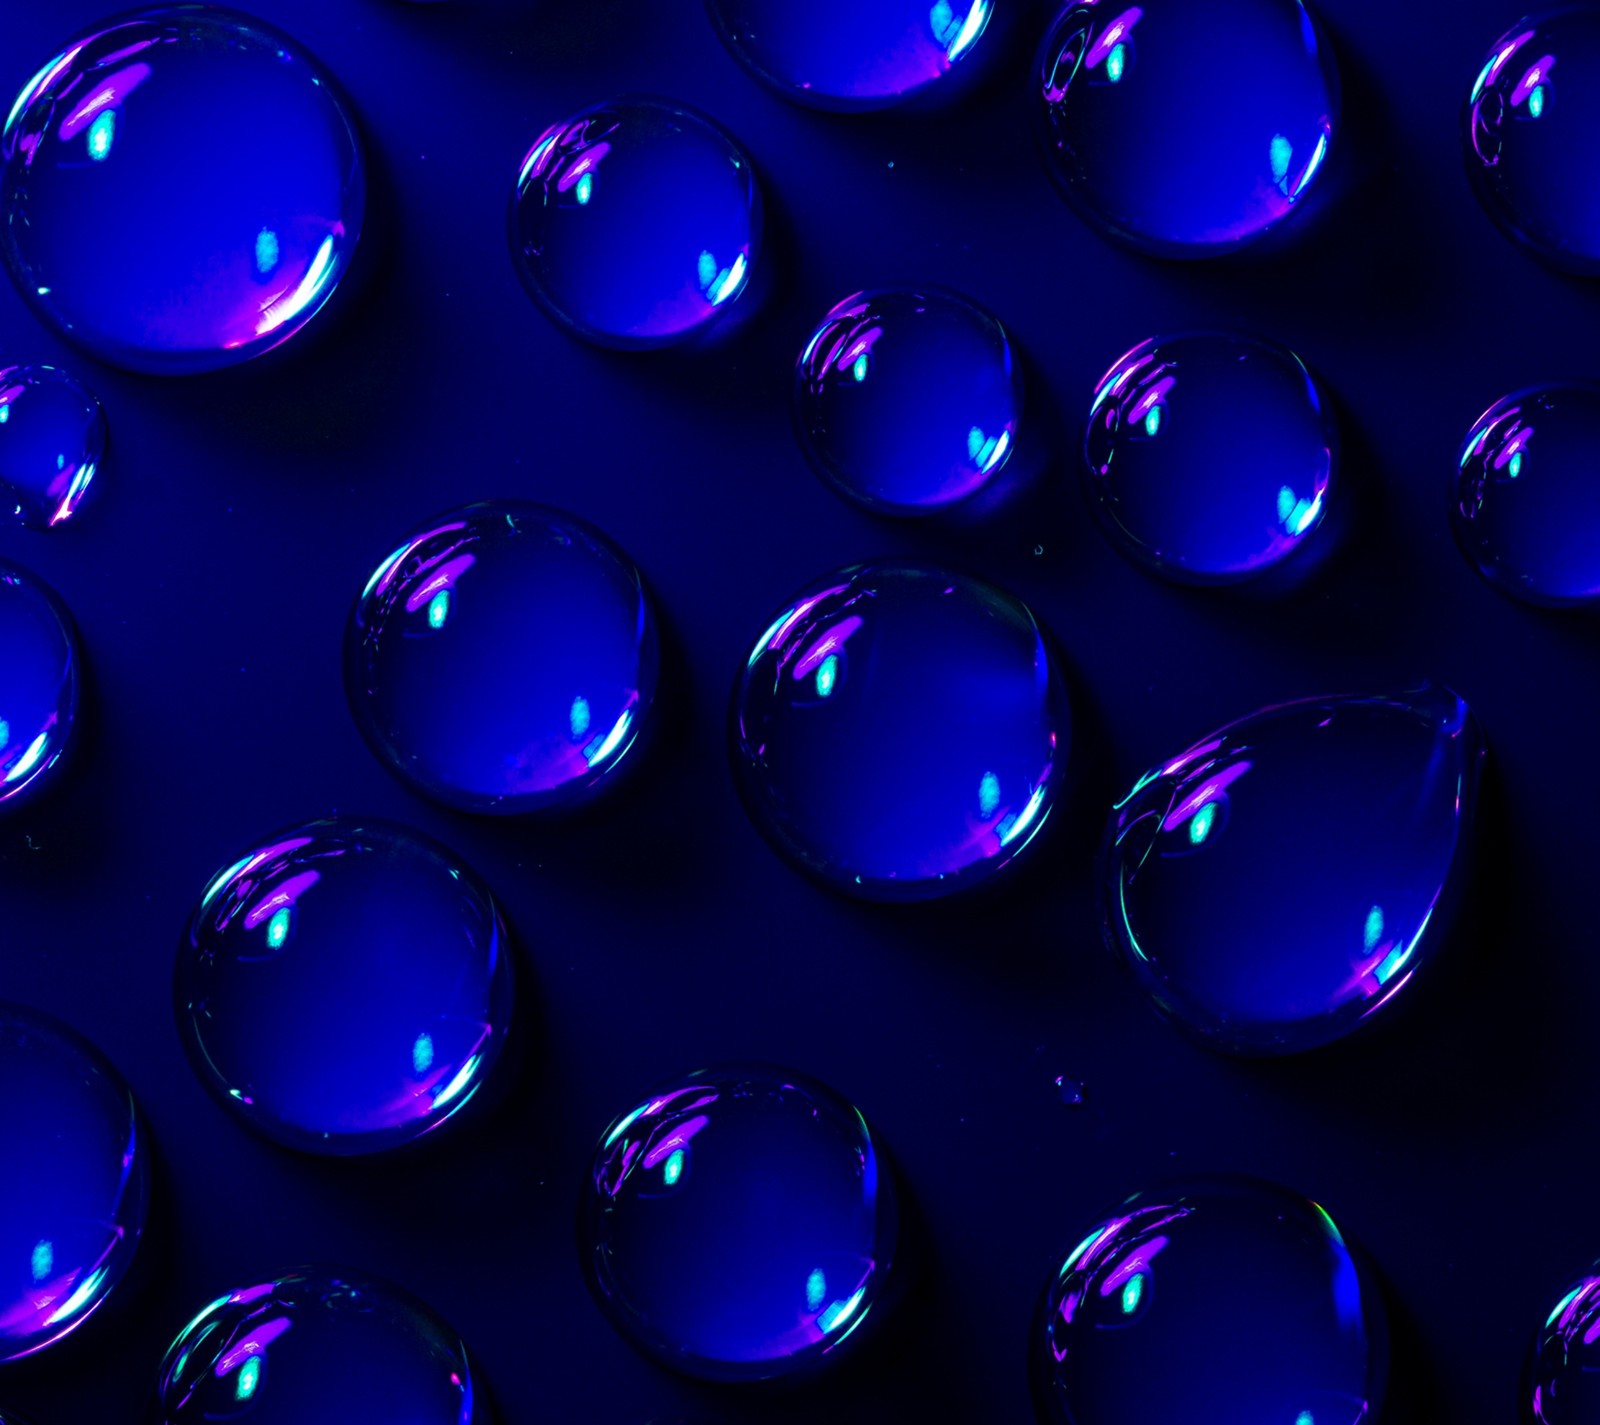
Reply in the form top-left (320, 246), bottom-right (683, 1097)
top-left (0, 559), bottom-right (80, 814)
top-left (155, 1268), bottom-right (474, 1423)
top-left (0, 1003), bottom-right (149, 1362)
top-left (0, 365), bottom-right (104, 529)
top-left (1084, 332), bottom-right (1336, 583)
top-left (1451, 384), bottom-right (1600, 606)
top-left (1526, 1262), bottom-right (1600, 1422)
top-left (175, 817), bottom-right (513, 1154)
top-left (732, 561), bottom-right (1069, 900)
top-left (1032, 1176), bottom-right (1385, 1424)
top-left (1101, 684), bottom-right (1485, 1054)
top-left (704, 1), bottom-right (994, 111)
top-left (0, 9), bottom-right (364, 373)
top-left (795, 287), bottom-right (1022, 516)
top-left (345, 501), bottom-right (660, 815)
top-left (1054, 1075), bottom-right (1086, 1106)
top-left (509, 97), bottom-right (760, 348)
top-left (1034, 0), bottom-right (1339, 255)
top-left (581, 1063), bottom-right (897, 1381)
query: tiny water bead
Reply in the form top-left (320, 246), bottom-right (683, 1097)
top-left (0, 365), bottom-right (104, 529)
top-left (731, 561), bottom-right (1068, 900)
top-left (176, 818), bottom-right (513, 1155)
top-left (0, 559), bottom-right (80, 814)
top-left (154, 1268), bottom-right (476, 1423)
top-left (1032, 1177), bottom-right (1386, 1425)
top-left (581, 1064), bottom-right (897, 1381)
top-left (1034, 0), bottom-right (1339, 256)
top-left (1101, 684), bottom-right (1486, 1055)
top-left (509, 97), bottom-right (760, 348)
top-left (0, 7), bottom-right (364, 374)
top-left (345, 502), bottom-right (660, 815)
top-left (794, 287), bottom-right (1022, 516)
top-left (0, 1003), bottom-right (149, 1363)
top-left (1083, 332), bottom-right (1336, 583)
top-left (1526, 1262), bottom-right (1600, 1422)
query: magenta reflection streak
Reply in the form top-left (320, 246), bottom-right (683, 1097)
top-left (641, 1113), bottom-right (711, 1169)
top-left (1160, 759), bottom-right (1252, 832)
top-left (242, 869), bottom-right (321, 930)
top-left (793, 617), bottom-right (864, 680)
top-left (214, 1314), bottom-right (291, 1374)
top-left (1086, 7), bottom-right (1144, 69)
top-left (404, 552), bottom-right (477, 613)
top-left (57, 62), bottom-right (151, 140)
top-left (1510, 54), bottom-right (1557, 108)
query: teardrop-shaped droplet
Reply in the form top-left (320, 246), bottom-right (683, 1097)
top-left (155, 1268), bottom-right (475, 1424)
top-left (0, 365), bottom-right (105, 530)
top-left (1034, 0), bottom-right (1339, 255)
top-left (1032, 1176), bottom-right (1386, 1425)
top-left (1526, 1262), bottom-right (1600, 1423)
top-left (581, 1063), bottom-right (897, 1382)
top-left (0, 559), bottom-right (80, 814)
top-left (1101, 684), bottom-right (1486, 1054)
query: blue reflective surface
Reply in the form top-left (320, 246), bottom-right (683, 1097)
top-left (1526, 1261), bottom-right (1600, 1423)
top-left (175, 817), bottom-right (513, 1155)
top-left (1101, 684), bottom-right (1485, 1055)
top-left (155, 1267), bottom-right (476, 1424)
top-left (1084, 331), bottom-right (1336, 584)
top-left (509, 96), bottom-right (760, 349)
top-left (0, 365), bottom-right (104, 530)
top-left (1451, 384), bottom-right (1600, 607)
top-left (345, 501), bottom-right (660, 816)
top-left (795, 287), bottom-right (1021, 517)
top-left (704, 0), bottom-right (994, 111)
top-left (0, 6), bottom-right (364, 374)
top-left (0, 1003), bottom-right (148, 1364)
top-left (732, 561), bottom-right (1068, 901)
top-left (1034, 0), bottom-right (1339, 256)
top-left (0, 559), bottom-right (80, 814)
top-left (581, 1064), bottom-right (896, 1382)
top-left (1032, 1176), bottom-right (1385, 1425)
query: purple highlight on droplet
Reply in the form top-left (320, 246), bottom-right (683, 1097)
top-left (641, 1113), bottom-right (710, 1169)
top-left (1087, 7), bottom-right (1144, 69)
top-left (404, 553), bottom-right (476, 614)
top-left (793, 617), bottom-right (864, 680)
top-left (1159, 759), bottom-right (1252, 832)
top-left (57, 63), bottom-right (152, 140)
top-left (1511, 54), bottom-right (1557, 107)
top-left (214, 1314), bottom-right (291, 1374)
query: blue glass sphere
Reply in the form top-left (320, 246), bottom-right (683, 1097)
top-left (0, 6), bottom-right (364, 374)
top-left (0, 559), bottom-right (81, 814)
top-left (1033, 1176), bottom-right (1386, 1425)
top-left (1101, 684), bottom-right (1486, 1055)
top-left (704, 0), bottom-right (994, 111)
top-left (581, 1063), bottom-right (897, 1382)
top-left (176, 817), bottom-right (513, 1155)
top-left (154, 1268), bottom-right (477, 1423)
top-left (1034, 0), bottom-right (1339, 256)
top-left (1084, 331), bottom-right (1336, 584)
top-left (1526, 1261), bottom-right (1600, 1423)
top-left (0, 365), bottom-right (105, 530)
top-left (731, 561), bottom-right (1069, 901)
top-left (509, 96), bottom-right (761, 349)
top-left (0, 1003), bottom-right (149, 1363)
top-left (345, 501), bottom-right (660, 816)
top-left (795, 287), bottom-right (1022, 516)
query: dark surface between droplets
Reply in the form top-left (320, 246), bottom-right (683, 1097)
top-left (1, 0), bottom-right (1597, 1421)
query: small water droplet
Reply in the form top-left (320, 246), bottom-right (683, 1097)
top-left (0, 559), bottom-right (81, 813)
top-left (0, 365), bottom-right (104, 529)
top-left (1526, 1262), bottom-right (1600, 1422)
top-left (1054, 1075), bottom-right (1086, 1106)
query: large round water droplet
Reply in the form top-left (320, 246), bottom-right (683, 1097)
top-left (0, 365), bottom-right (104, 530)
top-left (1526, 1262), bottom-right (1600, 1423)
top-left (176, 818), bottom-right (513, 1155)
top-left (509, 97), bottom-right (760, 349)
top-left (704, 0), bottom-right (994, 111)
top-left (581, 1063), bottom-right (896, 1382)
top-left (0, 8), bottom-right (364, 374)
top-left (1101, 684), bottom-right (1486, 1054)
top-left (1032, 1176), bottom-right (1386, 1425)
top-left (345, 502), bottom-right (660, 815)
top-left (1083, 331), bottom-right (1336, 584)
top-left (731, 561), bottom-right (1068, 900)
top-left (0, 559), bottom-right (80, 814)
top-left (154, 1267), bottom-right (475, 1423)
top-left (0, 1003), bottom-right (149, 1363)
top-left (1034, 0), bottom-right (1339, 256)
top-left (795, 287), bottom-right (1022, 516)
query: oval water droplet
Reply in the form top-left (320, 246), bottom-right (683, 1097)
top-left (0, 559), bottom-right (81, 814)
top-left (0, 365), bottom-right (105, 530)
top-left (1526, 1261), bottom-right (1600, 1423)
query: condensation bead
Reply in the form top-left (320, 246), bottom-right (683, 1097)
top-left (0, 559), bottom-right (81, 814)
top-left (1526, 1262), bottom-right (1600, 1423)
top-left (0, 365), bottom-right (105, 529)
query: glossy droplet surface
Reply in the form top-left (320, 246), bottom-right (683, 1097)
top-left (346, 502), bottom-right (659, 815)
top-left (1033, 1177), bottom-right (1385, 1425)
top-left (704, 0), bottom-right (994, 111)
top-left (176, 818), bottom-right (513, 1155)
top-left (1, 7), bottom-right (364, 374)
top-left (795, 287), bottom-right (1022, 516)
top-left (155, 1268), bottom-right (475, 1423)
top-left (0, 365), bottom-right (104, 529)
top-left (1034, 0), bottom-right (1338, 256)
top-left (581, 1064), bottom-right (896, 1382)
top-left (1084, 332), bottom-right (1335, 583)
top-left (1102, 685), bottom-right (1485, 1054)
top-left (1526, 1262), bottom-right (1600, 1423)
top-left (0, 1003), bottom-right (149, 1363)
top-left (0, 560), bottom-right (80, 814)
top-left (510, 97), bottom-right (760, 348)
top-left (732, 562), bottom-right (1068, 900)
